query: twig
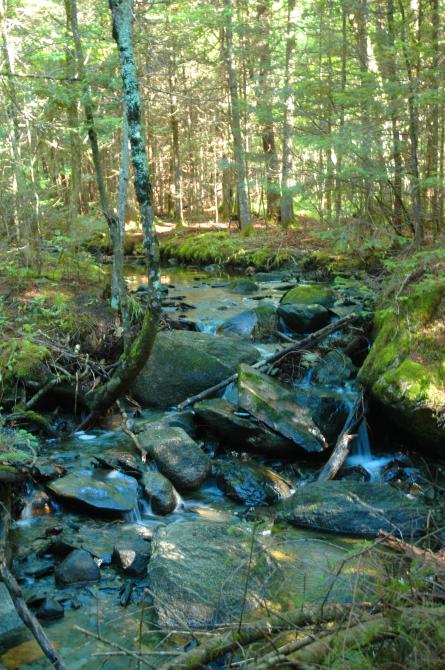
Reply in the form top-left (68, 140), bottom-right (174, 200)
top-left (317, 396), bottom-right (363, 481)
top-left (378, 531), bottom-right (445, 573)
top-left (0, 503), bottom-right (68, 670)
top-left (177, 313), bottom-right (358, 411)
top-left (116, 400), bottom-right (148, 462)
top-left (74, 626), bottom-right (152, 666)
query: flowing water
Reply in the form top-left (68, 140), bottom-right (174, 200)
top-left (0, 264), bottom-right (430, 669)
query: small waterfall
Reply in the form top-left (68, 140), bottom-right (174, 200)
top-left (347, 419), bottom-right (391, 481)
top-left (125, 504), bottom-right (142, 524)
top-left (223, 382), bottom-right (238, 404)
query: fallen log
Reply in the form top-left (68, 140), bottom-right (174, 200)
top-left (0, 503), bottom-right (68, 670)
top-left (317, 396), bottom-right (363, 481)
top-left (177, 313), bottom-right (359, 411)
top-left (378, 531), bottom-right (445, 573)
top-left (158, 603), bottom-right (358, 670)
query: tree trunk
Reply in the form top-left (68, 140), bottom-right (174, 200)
top-left (280, 0), bottom-right (296, 229)
top-left (222, 0), bottom-right (251, 230)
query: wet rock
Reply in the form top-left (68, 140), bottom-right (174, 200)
top-left (27, 491), bottom-right (52, 517)
top-left (278, 303), bottom-right (332, 334)
top-left (238, 365), bottom-right (327, 453)
top-left (217, 305), bottom-right (278, 340)
top-left (131, 330), bottom-right (259, 409)
top-left (142, 470), bottom-right (178, 515)
top-left (337, 465), bottom-right (371, 482)
top-left (194, 398), bottom-right (294, 457)
top-left (32, 460), bottom-right (66, 482)
top-left (215, 458), bottom-right (292, 506)
top-left (148, 521), bottom-right (270, 627)
top-left (36, 598), bottom-right (64, 621)
top-left (93, 451), bottom-right (142, 480)
top-left (281, 283), bottom-right (335, 307)
top-left (227, 278), bottom-right (259, 294)
top-left (0, 584), bottom-right (24, 636)
top-left (132, 410), bottom-right (196, 439)
top-left (312, 350), bottom-right (357, 385)
top-left (293, 386), bottom-right (353, 445)
top-left (139, 427), bottom-right (211, 491)
top-left (112, 539), bottom-right (151, 578)
top-left (48, 469), bottom-right (138, 515)
top-left (274, 481), bottom-right (430, 538)
top-left (55, 549), bottom-right (100, 587)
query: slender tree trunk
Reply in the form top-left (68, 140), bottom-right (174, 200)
top-left (398, 0), bottom-right (423, 243)
top-left (222, 0), bottom-right (251, 230)
top-left (280, 0), bottom-right (296, 229)
top-left (335, 3), bottom-right (347, 223)
top-left (429, 0), bottom-right (440, 232)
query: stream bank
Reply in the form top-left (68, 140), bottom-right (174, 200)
top-left (0, 252), bottom-right (444, 669)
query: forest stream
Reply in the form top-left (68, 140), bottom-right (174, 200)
top-left (0, 264), bottom-right (441, 670)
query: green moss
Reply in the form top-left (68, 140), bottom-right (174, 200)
top-left (281, 284), bottom-right (334, 307)
top-left (0, 338), bottom-right (50, 385)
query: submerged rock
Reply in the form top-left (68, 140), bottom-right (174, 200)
top-left (278, 303), bottom-right (332, 333)
top-left (227, 278), bottom-right (259, 294)
top-left (142, 470), bottom-right (178, 515)
top-left (274, 480), bottom-right (429, 538)
top-left (36, 598), bottom-right (64, 621)
top-left (215, 458), bottom-right (292, 506)
top-left (55, 549), bottom-right (100, 587)
top-left (194, 398), bottom-right (294, 456)
top-left (0, 584), bottom-right (24, 636)
top-left (237, 365), bottom-right (327, 453)
top-left (139, 427), bottom-right (211, 491)
top-left (131, 330), bottom-right (259, 409)
top-left (148, 521), bottom-right (269, 627)
top-left (217, 305), bottom-right (278, 340)
top-left (312, 350), bottom-right (357, 385)
top-left (48, 469), bottom-right (138, 515)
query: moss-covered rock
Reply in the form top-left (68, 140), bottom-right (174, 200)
top-left (359, 276), bottom-right (445, 452)
top-left (227, 278), bottom-right (259, 294)
top-left (280, 283), bottom-right (335, 307)
top-left (0, 338), bottom-right (50, 388)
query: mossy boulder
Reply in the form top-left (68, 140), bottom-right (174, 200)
top-left (281, 283), bottom-right (335, 307)
top-left (227, 278), bottom-right (259, 294)
top-left (131, 330), bottom-right (259, 409)
top-left (0, 338), bottom-right (50, 388)
top-left (217, 305), bottom-right (278, 339)
top-left (359, 277), bottom-right (445, 452)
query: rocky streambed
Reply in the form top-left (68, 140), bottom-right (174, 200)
top-left (0, 265), bottom-right (443, 669)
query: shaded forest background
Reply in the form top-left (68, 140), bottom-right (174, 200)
top-left (0, 0), bottom-right (443, 254)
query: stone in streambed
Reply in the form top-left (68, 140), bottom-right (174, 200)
top-left (217, 305), bottom-right (278, 340)
top-left (194, 398), bottom-right (294, 457)
top-left (227, 278), bottom-right (259, 294)
top-left (142, 470), bottom-right (178, 515)
top-left (274, 480), bottom-right (429, 538)
top-left (281, 283), bottom-right (335, 307)
top-left (237, 365), bottom-right (327, 453)
top-left (139, 427), bottom-right (211, 491)
top-left (55, 549), bottom-right (100, 587)
top-left (215, 458), bottom-right (292, 506)
top-left (148, 521), bottom-right (270, 627)
top-left (131, 330), bottom-right (259, 409)
top-left (278, 303), bottom-right (332, 334)
top-left (112, 539), bottom-right (151, 578)
top-left (36, 598), bottom-right (64, 621)
top-left (48, 469), bottom-right (138, 515)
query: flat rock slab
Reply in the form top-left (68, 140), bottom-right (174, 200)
top-left (238, 365), bottom-right (327, 453)
top-left (274, 481), bottom-right (430, 538)
top-left (148, 521), bottom-right (270, 627)
top-left (0, 584), bottom-right (24, 638)
top-left (139, 427), bottom-right (211, 491)
top-left (48, 469), bottom-right (138, 515)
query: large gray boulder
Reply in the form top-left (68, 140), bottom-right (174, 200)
top-left (48, 469), bottom-right (138, 515)
top-left (139, 427), bottom-right (211, 491)
top-left (194, 398), bottom-right (294, 457)
top-left (278, 303), bottom-right (332, 333)
top-left (237, 365), bottom-right (327, 453)
top-left (131, 330), bottom-right (260, 409)
top-left (148, 521), bottom-right (270, 627)
top-left (274, 481), bottom-right (430, 538)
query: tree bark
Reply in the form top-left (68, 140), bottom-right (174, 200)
top-left (222, 0), bottom-right (251, 230)
top-left (280, 0), bottom-right (296, 228)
